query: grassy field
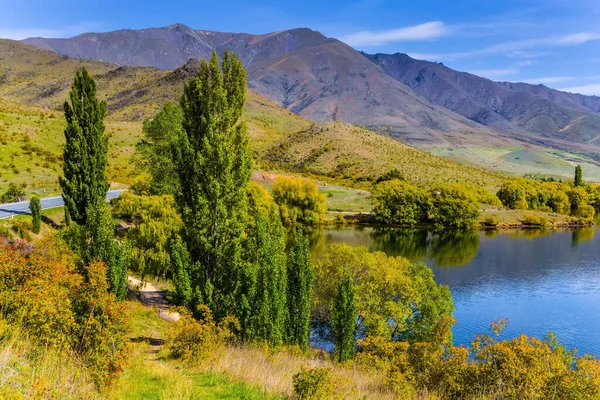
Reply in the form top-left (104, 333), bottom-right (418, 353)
top-left (432, 146), bottom-right (600, 182)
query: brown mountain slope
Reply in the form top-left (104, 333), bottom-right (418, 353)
top-left (21, 24), bottom-right (522, 149)
top-left (0, 39), bottom-right (505, 193)
top-left (364, 52), bottom-right (600, 150)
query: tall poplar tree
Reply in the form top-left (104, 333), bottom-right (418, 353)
top-left (331, 273), bottom-right (357, 363)
top-left (574, 165), bottom-right (583, 187)
top-left (286, 229), bottom-right (314, 351)
top-left (244, 206), bottom-right (287, 345)
top-left (60, 68), bottom-right (108, 225)
top-left (172, 50), bottom-right (252, 318)
top-left (29, 195), bottom-right (41, 234)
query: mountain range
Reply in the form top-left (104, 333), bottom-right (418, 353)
top-left (22, 24), bottom-right (600, 158)
top-left (7, 23), bottom-right (600, 181)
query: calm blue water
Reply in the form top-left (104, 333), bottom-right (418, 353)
top-left (310, 226), bottom-right (600, 356)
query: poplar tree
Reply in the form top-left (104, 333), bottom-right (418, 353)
top-left (83, 203), bottom-right (129, 300)
top-left (244, 206), bottom-right (287, 345)
top-left (574, 165), bottom-right (583, 187)
top-left (60, 68), bottom-right (108, 225)
top-left (286, 229), bottom-right (314, 351)
top-left (331, 273), bottom-right (357, 363)
top-left (29, 195), bottom-right (41, 234)
top-left (172, 50), bottom-right (252, 318)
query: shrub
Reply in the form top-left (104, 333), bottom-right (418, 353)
top-left (0, 239), bottom-right (130, 389)
top-left (168, 305), bottom-right (236, 365)
top-left (521, 214), bottom-right (548, 227)
top-left (429, 185), bottom-right (480, 228)
top-left (375, 168), bottom-right (405, 184)
top-left (272, 176), bottom-right (326, 226)
top-left (292, 367), bottom-right (334, 400)
top-left (483, 214), bottom-right (499, 227)
top-left (1, 183), bottom-right (25, 203)
top-left (372, 180), bottom-right (429, 226)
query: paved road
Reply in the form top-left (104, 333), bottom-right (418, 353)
top-left (0, 190), bottom-right (124, 220)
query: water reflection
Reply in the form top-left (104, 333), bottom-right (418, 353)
top-left (309, 225), bottom-right (600, 356)
top-left (309, 226), bottom-right (481, 268)
top-left (572, 226), bottom-right (595, 248)
top-left (430, 230), bottom-right (479, 267)
top-left (370, 228), bottom-right (428, 260)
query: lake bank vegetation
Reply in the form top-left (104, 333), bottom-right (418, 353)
top-left (2, 51), bottom-right (600, 399)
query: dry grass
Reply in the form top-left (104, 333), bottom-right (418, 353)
top-left (200, 345), bottom-right (397, 399)
top-left (0, 325), bottom-right (96, 399)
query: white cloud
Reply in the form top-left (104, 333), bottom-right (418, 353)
top-left (521, 76), bottom-right (574, 84)
top-left (414, 32), bottom-right (600, 61)
top-left (557, 33), bottom-right (600, 45)
top-left (0, 23), bottom-right (100, 40)
top-left (559, 83), bottom-right (600, 96)
top-left (341, 21), bottom-right (450, 47)
top-left (468, 68), bottom-right (520, 78)
top-left (517, 59), bottom-right (537, 67)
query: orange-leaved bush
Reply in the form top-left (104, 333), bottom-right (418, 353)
top-left (0, 238), bottom-right (130, 389)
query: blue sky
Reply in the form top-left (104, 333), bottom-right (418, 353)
top-left (1, 0), bottom-right (599, 95)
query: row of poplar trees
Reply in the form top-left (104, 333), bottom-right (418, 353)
top-left (168, 51), bottom-right (314, 348)
top-left (58, 51), bottom-right (314, 348)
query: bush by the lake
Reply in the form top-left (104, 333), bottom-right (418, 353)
top-left (272, 175), bottom-right (326, 226)
top-left (372, 181), bottom-right (481, 228)
top-left (482, 214), bottom-right (499, 227)
top-left (429, 185), bottom-right (480, 228)
top-left (372, 179), bottom-right (429, 226)
top-left (312, 243), bottom-right (454, 346)
top-left (497, 178), bottom-right (597, 220)
top-left (521, 213), bottom-right (548, 227)
top-left (357, 318), bottom-right (600, 399)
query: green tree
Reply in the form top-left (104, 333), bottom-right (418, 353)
top-left (29, 195), bottom-right (41, 234)
top-left (429, 185), bottom-right (480, 228)
top-left (331, 272), bottom-right (357, 363)
top-left (286, 229), bottom-right (314, 351)
top-left (272, 176), bottom-right (326, 226)
top-left (60, 68), bottom-right (108, 225)
top-left (63, 203), bottom-right (129, 300)
top-left (243, 206), bottom-right (287, 345)
top-left (172, 50), bottom-right (252, 319)
top-left (135, 102), bottom-right (183, 195)
top-left (574, 165), bottom-right (583, 187)
top-left (85, 204), bottom-right (129, 300)
top-left (170, 235), bottom-right (194, 308)
top-left (372, 180), bottom-right (429, 226)
top-left (313, 244), bottom-right (453, 344)
top-left (111, 192), bottom-right (182, 279)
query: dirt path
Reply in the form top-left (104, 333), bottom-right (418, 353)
top-left (128, 276), bottom-right (180, 321)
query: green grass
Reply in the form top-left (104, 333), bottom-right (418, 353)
top-left (106, 300), bottom-right (284, 400)
top-left (320, 185), bottom-right (371, 213)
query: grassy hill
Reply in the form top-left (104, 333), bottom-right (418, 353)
top-left (261, 121), bottom-right (504, 188)
top-left (0, 39), bottom-right (508, 196)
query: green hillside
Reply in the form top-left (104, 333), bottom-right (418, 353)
top-left (0, 39), bottom-right (505, 195)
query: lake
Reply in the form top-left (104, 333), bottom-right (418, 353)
top-left (308, 225), bottom-right (600, 356)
